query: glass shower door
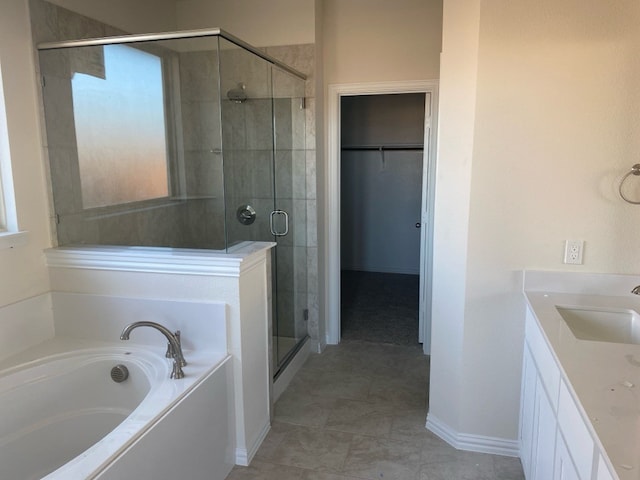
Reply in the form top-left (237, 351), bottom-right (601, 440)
top-left (219, 40), bottom-right (308, 375)
top-left (272, 67), bottom-right (307, 372)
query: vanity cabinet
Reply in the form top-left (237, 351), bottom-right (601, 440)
top-left (520, 344), bottom-right (561, 480)
top-left (520, 308), bottom-right (618, 480)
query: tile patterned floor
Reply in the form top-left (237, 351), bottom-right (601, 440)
top-left (227, 341), bottom-right (525, 480)
top-left (341, 271), bottom-right (420, 346)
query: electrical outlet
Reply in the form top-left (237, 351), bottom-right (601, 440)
top-left (563, 240), bottom-right (584, 265)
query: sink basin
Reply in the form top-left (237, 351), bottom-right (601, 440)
top-left (556, 306), bottom-right (640, 345)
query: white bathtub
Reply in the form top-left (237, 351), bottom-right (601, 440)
top-left (0, 343), bottom-right (234, 480)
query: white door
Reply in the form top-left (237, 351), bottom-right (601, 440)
top-left (418, 91), bottom-right (433, 348)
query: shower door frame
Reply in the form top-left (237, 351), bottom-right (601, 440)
top-left (37, 28), bottom-right (306, 81)
top-left (270, 71), bottom-right (309, 377)
top-left (326, 80), bottom-right (439, 355)
top-left (216, 40), bottom-right (308, 378)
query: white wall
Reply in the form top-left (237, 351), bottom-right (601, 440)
top-left (431, 0), bottom-right (640, 445)
top-left (428, 0), bottom-right (479, 441)
top-left (0, 294), bottom-right (53, 362)
top-left (470, 0), bottom-right (640, 275)
top-left (46, 0), bottom-right (177, 33)
top-left (0, 0), bottom-right (51, 307)
top-left (176, 0), bottom-right (315, 47)
top-left (322, 0), bottom-right (442, 85)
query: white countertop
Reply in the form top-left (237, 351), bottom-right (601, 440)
top-left (524, 271), bottom-right (640, 480)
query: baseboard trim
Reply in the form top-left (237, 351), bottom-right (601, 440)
top-left (426, 413), bottom-right (520, 458)
top-left (235, 448), bottom-right (249, 466)
top-left (235, 421), bottom-right (271, 466)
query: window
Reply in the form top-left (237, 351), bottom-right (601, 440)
top-left (70, 44), bottom-right (170, 209)
top-left (0, 61), bottom-right (25, 249)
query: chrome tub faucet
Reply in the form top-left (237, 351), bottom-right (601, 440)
top-left (632, 285), bottom-right (640, 295)
top-left (120, 321), bottom-right (187, 379)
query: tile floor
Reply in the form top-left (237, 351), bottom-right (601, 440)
top-left (341, 271), bottom-right (420, 346)
top-left (227, 341), bottom-right (525, 480)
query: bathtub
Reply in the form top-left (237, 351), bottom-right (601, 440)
top-left (0, 342), bottom-right (234, 480)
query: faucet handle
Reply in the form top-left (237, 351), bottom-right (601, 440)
top-left (164, 330), bottom-right (181, 358)
top-left (165, 330), bottom-right (186, 367)
top-left (173, 330), bottom-right (187, 367)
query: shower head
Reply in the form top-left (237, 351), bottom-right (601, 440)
top-left (227, 83), bottom-right (247, 103)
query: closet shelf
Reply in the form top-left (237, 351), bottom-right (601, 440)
top-left (341, 144), bottom-right (423, 151)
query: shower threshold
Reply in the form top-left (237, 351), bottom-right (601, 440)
top-left (274, 335), bottom-right (309, 381)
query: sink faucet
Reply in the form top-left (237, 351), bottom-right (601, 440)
top-left (632, 286), bottom-right (640, 295)
top-left (120, 321), bottom-right (187, 379)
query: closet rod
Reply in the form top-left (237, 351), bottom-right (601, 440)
top-left (341, 144), bottom-right (424, 151)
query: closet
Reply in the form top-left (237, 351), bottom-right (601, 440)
top-left (340, 93), bottom-right (426, 345)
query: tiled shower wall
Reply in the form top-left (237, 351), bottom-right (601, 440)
top-left (178, 49), bottom-right (226, 249)
top-left (29, 0), bottom-right (321, 350)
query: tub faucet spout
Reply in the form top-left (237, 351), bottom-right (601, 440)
top-left (120, 321), bottom-right (187, 379)
top-left (632, 285), bottom-right (640, 295)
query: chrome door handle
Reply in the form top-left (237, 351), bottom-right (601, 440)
top-left (270, 210), bottom-right (289, 236)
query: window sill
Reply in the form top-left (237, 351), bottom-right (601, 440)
top-left (0, 230), bottom-right (28, 250)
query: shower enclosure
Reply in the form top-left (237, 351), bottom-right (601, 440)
top-left (37, 29), bottom-right (309, 376)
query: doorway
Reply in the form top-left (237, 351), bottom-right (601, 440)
top-left (326, 81), bottom-right (438, 354)
top-left (340, 93), bottom-right (425, 345)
